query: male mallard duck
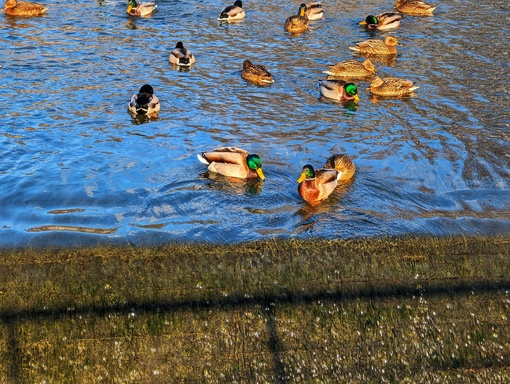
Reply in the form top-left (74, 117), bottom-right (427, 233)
top-left (305, 2), bottom-right (323, 20)
top-left (284, 3), bottom-right (308, 33)
top-left (318, 80), bottom-right (359, 103)
top-left (349, 36), bottom-right (400, 56)
top-left (323, 59), bottom-right (376, 79)
top-left (297, 164), bottom-right (341, 205)
top-left (197, 147), bottom-right (265, 181)
top-left (241, 60), bottom-right (274, 86)
top-left (1, 0), bottom-right (48, 16)
top-left (217, 0), bottom-right (245, 22)
top-left (126, 0), bottom-right (157, 17)
top-left (366, 76), bottom-right (419, 97)
top-left (360, 12), bottom-right (402, 30)
top-left (127, 84), bottom-right (160, 118)
top-left (394, 0), bottom-right (436, 16)
top-left (169, 42), bottom-right (195, 67)
top-left (324, 154), bottom-right (356, 182)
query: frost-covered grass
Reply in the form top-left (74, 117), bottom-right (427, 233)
top-left (0, 236), bottom-right (509, 382)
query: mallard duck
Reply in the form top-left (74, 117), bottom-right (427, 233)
top-left (318, 80), bottom-right (359, 103)
top-left (127, 84), bottom-right (160, 118)
top-left (323, 59), bottom-right (376, 79)
top-left (197, 147), bottom-right (265, 180)
top-left (359, 12), bottom-right (402, 30)
top-left (305, 2), bottom-right (323, 20)
top-left (297, 164), bottom-right (342, 205)
top-left (126, 0), bottom-right (157, 17)
top-left (323, 154), bottom-right (356, 182)
top-left (169, 42), bottom-right (195, 67)
top-left (1, 0), bottom-right (48, 16)
top-left (394, 0), bottom-right (436, 16)
top-left (284, 3), bottom-right (308, 33)
top-left (349, 36), bottom-right (400, 56)
top-left (366, 76), bottom-right (419, 97)
top-left (217, 0), bottom-right (245, 22)
top-left (241, 60), bottom-right (274, 86)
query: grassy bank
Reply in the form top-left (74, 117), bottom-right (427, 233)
top-left (0, 236), bottom-right (509, 382)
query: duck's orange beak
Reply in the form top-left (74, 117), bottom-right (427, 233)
top-left (297, 172), bottom-right (307, 183)
top-left (126, 5), bottom-right (132, 13)
top-left (256, 168), bottom-right (265, 181)
top-left (353, 94), bottom-right (360, 102)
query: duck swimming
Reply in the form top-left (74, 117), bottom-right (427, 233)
top-left (241, 60), bottom-right (274, 86)
top-left (366, 76), bottom-right (419, 97)
top-left (126, 0), bottom-right (157, 17)
top-left (197, 147), bottom-right (265, 181)
top-left (394, 0), bottom-right (436, 16)
top-left (359, 12), bottom-right (402, 30)
top-left (323, 154), bottom-right (356, 182)
top-left (323, 59), bottom-right (376, 79)
top-left (318, 80), bottom-right (359, 103)
top-left (349, 36), bottom-right (400, 56)
top-left (169, 42), bottom-right (195, 67)
top-left (218, 0), bottom-right (245, 22)
top-left (127, 84), bottom-right (160, 118)
top-left (284, 3), bottom-right (308, 33)
top-left (1, 0), bottom-right (48, 16)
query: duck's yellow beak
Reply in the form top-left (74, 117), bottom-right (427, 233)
top-left (126, 5), bottom-right (132, 13)
top-left (359, 20), bottom-right (367, 25)
top-left (297, 172), bottom-right (306, 183)
top-left (256, 168), bottom-right (265, 181)
top-left (353, 94), bottom-right (360, 102)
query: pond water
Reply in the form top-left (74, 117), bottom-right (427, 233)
top-left (1, 0), bottom-right (509, 247)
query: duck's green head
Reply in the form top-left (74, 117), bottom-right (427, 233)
top-left (299, 3), bottom-right (307, 17)
top-left (297, 164), bottom-right (315, 183)
top-left (246, 154), bottom-right (265, 180)
top-left (362, 15), bottom-right (379, 26)
top-left (344, 83), bottom-right (359, 102)
top-left (127, 0), bottom-right (138, 13)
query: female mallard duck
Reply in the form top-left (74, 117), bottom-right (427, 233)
top-left (359, 12), bottom-right (402, 30)
top-left (126, 0), bottom-right (157, 17)
top-left (394, 0), bottom-right (436, 16)
top-left (1, 0), bottom-right (48, 16)
top-left (241, 60), bottom-right (274, 86)
top-left (324, 154), bottom-right (356, 182)
top-left (217, 0), bottom-right (245, 22)
top-left (169, 42), bottom-right (195, 67)
top-left (318, 80), bottom-right (359, 103)
top-left (366, 76), bottom-right (419, 97)
top-left (323, 59), bottom-right (376, 79)
top-left (349, 36), bottom-right (400, 56)
top-left (297, 165), bottom-right (341, 205)
top-left (127, 84), bottom-right (160, 118)
top-left (284, 3), bottom-right (308, 33)
top-left (197, 147), bottom-right (265, 181)
top-left (305, 2), bottom-right (323, 20)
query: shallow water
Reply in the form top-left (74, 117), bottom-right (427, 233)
top-left (1, 0), bottom-right (509, 247)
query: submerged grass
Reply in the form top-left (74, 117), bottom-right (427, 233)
top-left (0, 235), bottom-right (509, 382)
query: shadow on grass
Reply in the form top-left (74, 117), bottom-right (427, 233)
top-left (1, 235), bottom-right (509, 382)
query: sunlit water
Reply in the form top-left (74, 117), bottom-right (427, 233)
top-left (1, 0), bottom-right (509, 247)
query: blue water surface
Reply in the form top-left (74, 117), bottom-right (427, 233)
top-left (1, 0), bottom-right (509, 247)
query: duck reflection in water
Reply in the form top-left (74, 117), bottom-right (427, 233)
top-left (200, 171), bottom-right (264, 196)
top-left (295, 180), bottom-right (354, 227)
